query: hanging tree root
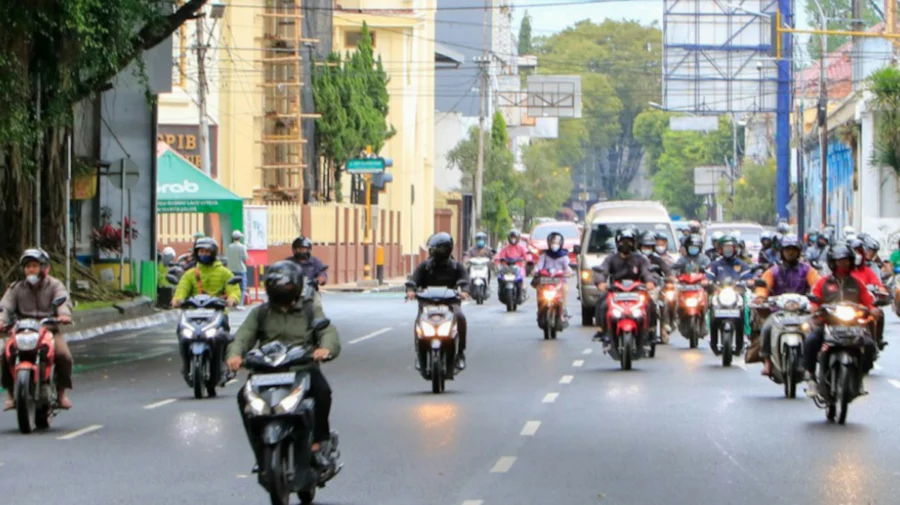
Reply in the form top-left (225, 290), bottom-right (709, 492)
top-left (0, 254), bottom-right (137, 304)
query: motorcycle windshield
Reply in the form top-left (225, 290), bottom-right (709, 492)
top-left (416, 287), bottom-right (460, 304)
top-left (244, 342), bottom-right (314, 371)
top-left (183, 295), bottom-right (227, 310)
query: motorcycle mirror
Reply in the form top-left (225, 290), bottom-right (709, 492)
top-left (313, 318), bottom-right (331, 332)
top-left (51, 296), bottom-right (68, 308)
top-left (321, 265), bottom-right (330, 271)
top-left (166, 273), bottom-right (181, 285)
top-left (227, 276), bottom-right (242, 285)
top-left (573, 244), bottom-right (582, 254)
top-left (806, 294), bottom-right (821, 303)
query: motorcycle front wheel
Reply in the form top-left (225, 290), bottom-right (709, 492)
top-left (621, 332), bottom-right (633, 370)
top-left (191, 356), bottom-right (205, 399)
top-left (837, 364), bottom-right (852, 425)
top-left (721, 326), bottom-right (733, 367)
top-left (266, 443), bottom-right (292, 505)
top-left (431, 349), bottom-right (445, 394)
top-left (15, 369), bottom-right (35, 434)
top-left (783, 347), bottom-right (799, 398)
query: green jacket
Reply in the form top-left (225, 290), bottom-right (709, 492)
top-left (173, 260), bottom-right (241, 303)
top-left (226, 296), bottom-right (341, 363)
top-left (890, 250), bottom-right (900, 269)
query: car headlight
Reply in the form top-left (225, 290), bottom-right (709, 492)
top-left (14, 332), bottom-right (39, 351)
top-left (834, 305), bottom-right (856, 322)
top-left (180, 327), bottom-right (194, 339)
top-left (717, 288), bottom-right (738, 306)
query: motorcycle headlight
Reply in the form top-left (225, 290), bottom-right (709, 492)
top-left (581, 270), bottom-right (592, 281)
top-left (180, 327), bottom-right (194, 339)
top-left (685, 298), bottom-right (699, 308)
top-left (717, 288), bottom-right (738, 306)
top-left (665, 291), bottom-right (675, 301)
top-left (630, 307), bottom-right (643, 318)
top-left (612, 308), bottom-right (623, 318)
top-left (204, 327), bottom-right (218, 338)
top-left (542, 289), bottom-right (557, 301)
top-left (275, 377), bottom-right (309, 414)
top-left (14, 332), bottom-right (39, 351)
top-left (436, 320), bottom-right (453, 337)
top-left (834, 305), bottom-right (856, 322)
top-left (503, 274), bottom-right (517, 281)
top-left (243, 382), bottom-right (270, 416)
top-left (417, 323), bottom-right (436, 337)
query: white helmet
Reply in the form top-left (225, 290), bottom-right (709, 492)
top-left (843, 225), bottom-right (856, 240)
top-left (232, 230), bottom-right (243, 240)
top-left (161, 247), bottom-right (176, 265)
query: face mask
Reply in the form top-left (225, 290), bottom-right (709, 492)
top-left (509, 238), bottom-right (518, 245)
top-left (835, 265), bottom-right (851, 276)
top-left (688, 246), bottom-right (700, 256)
top-left (476, 240), bottom-right (485, 248)
top-left (722, 248), bottom-right (734, 259)
top-left (197, 254), bottom-right (214, 265)
top-left (26, 274), bottom-right (40, 285)
top-left (640, 247), bottom-right (653, 255)
top-left (854, 253), bottom-right (863, 266)
top-left (294, 251), bottom-right (311, 261)
top-left (550, 244), bottom-right (561, 252)
top-left (655, 245), bottom-right (667, 255)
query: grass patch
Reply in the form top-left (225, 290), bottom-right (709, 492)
top-left (73, 300), bottom-right (123, 312)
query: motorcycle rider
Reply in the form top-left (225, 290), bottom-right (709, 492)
top-left (843, 225), bottom-right (857, 241)
top-left (172, 238), bottom-right (241, 308)
top-left (494, 229), bottom-right (529, 302)
top-left (639, 231), bottom-right (671, 341)
top-left (707, 235), bottom-right (751, 353)
top-left (859, 234), bottom-right (889, 278)
top-left (805, 228), bottom-right (829, 264)
top-left (654, 232), bottom-right (676, 264)
top-left (464, 231), bottom-right (495, 293)
top-left (672, 234), bottom-right (712, 274)
top-left (758, 231), bottom-right (779, 265)
top-left (288, 236), bottom-right (328, 287)
top-left (705, 231), bottom-right (724, 260)
top-left (1, 249), bottom-right (74, 411)
top-left (226, 260), bottom-right (341, 469)
top-left (406, 232), bottom-right (470, 369)
top-left (592, 228), bottom-right (656, 343)
top-left (804, 244), bottom-right (877, 398)
top-left (753, 235), bottom-right (820, 376)
top-left (848, 238), bottom-right (888, 349)
top-left (532, 232), bottom-right (573, 325)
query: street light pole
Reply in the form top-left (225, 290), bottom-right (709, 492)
top-left (196, 16), bottom-right (211, 178)
top-left (473, 0), bottom-right (489, 241)
top-left (813, 0), bottom-right (828, 227)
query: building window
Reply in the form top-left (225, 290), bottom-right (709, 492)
top-left (345, 30), bottom-right (376, 48)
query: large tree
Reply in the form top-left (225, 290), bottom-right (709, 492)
top-left (517, 142), bottom-right (573, 231)
top-left (518, 11), bottom-right (534, 55)
top-left (719, 159), bottom-right (776, 223)
top-left (536, 20), bottom-right (662, 199)
top-left (0, 0), bottom-right (209, 257)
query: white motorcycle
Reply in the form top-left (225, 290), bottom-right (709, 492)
top-left (762, 293), bottom-right (811, 398)
top-left (467, 257), bottom-right (491, 305)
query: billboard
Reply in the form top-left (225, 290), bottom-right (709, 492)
top-left (663, 0), bottom-right (778, 115)
top-left (157, 124), bottom-right (219, 178)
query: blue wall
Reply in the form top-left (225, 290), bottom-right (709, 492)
top-left (803, 136), bottom-right (854, 231)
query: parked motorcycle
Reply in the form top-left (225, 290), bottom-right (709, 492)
top-left (414, 287), bottom-right (463, 393)
top-left (467, 257), bottom-right (491, 304)
top-left (3, 296), bottom-right (69, 434)
top-left (709, 277), bottom-right (747, 367)
top-left (605, 280), bottom-right (653, 369)
top-left (239, 329), bottom-right (341, 505)
top-left (806, 298), bottom-right (870, 424)
top-left (675, 272), bottom-right (708, 349)
top-left (498, 258), bottom-right (525, 312)
top-left (536, 269), bottom-right (567, 340)
top-left (761, 294), bottom-right (811, 398)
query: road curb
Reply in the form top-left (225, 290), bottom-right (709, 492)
top-left (64, 310), bottom-right (179, 343)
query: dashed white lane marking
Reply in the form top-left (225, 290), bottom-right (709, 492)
top-left (582, 348), bottom-right (593, 355)
top-left (520, 421), bottom-right (541, 436)
top-left (348, 327), bottom-right (393, 344)
top-left (735, 360), bottom-right (747, 371)
top-left (143, 398), bottom-right (177, 410)
top-left (490, 456), bottom-right (517, 473)
top-left (887, 379), bottom-right (900, 390)
top-left (226, 378), bottom-right (239, 386)
top-left (57, 424), bottom-right (103, 440)
top-left (560, 375), bottom-right (574, 384)
top-left (572, 359), bottom-right (585, 367)
top-left (874, 363), bottom-right (883, 371)
top-left (542, 392), bottom-right (559, 403)
top-left (462, 501), bottom-right (484, 505)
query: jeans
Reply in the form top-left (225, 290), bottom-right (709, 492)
top-left (232, 271), bottom-right (247, 305)
top-left (237, 367), bottom-right (333, 465)
top-left (1, 333), bottom-right (73, 390)
top-left (803, 326), bottom-right (876, 375)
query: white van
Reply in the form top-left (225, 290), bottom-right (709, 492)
top-left (576, 201), bottom-right (679, 326)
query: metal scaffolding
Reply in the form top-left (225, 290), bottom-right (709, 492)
top-left (254, 0), bottom-right (318, 202)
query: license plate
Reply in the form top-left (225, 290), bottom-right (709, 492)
top-left (715, 309), bottom-right (741, 318)
top-left (614, 293), bottom-right (640, 302)
top-left (540, 278), bottom-right (559, 285)
top-left (503, 274), bottom-right (517, 281)
top-left (250, 372), bottom-right (296, 387)
top-left (186, 309), bottom-right (216, 318)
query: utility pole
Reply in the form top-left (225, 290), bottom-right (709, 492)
top-left (816, 2), bottom-right (828, 228)
top-left (34, 75), bottom-right (42, 248)
top-left (473, 0), bottom-right (489, 240)
top-left (196, 16), bottom-right (212, 177)
top-left (796, 100), bottom-right (805, 239)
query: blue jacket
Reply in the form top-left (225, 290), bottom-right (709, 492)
top-left (708, 257), bottom-right (752, 283)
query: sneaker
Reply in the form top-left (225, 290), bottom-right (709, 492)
top-left (414, 357), bottom-right (421, 371)
top-left (804, 380), bottom-right (819, 399)
top-left (252, 463), bottom-right (260, 473)
top-left (456, 352), bottom-right (466, 370)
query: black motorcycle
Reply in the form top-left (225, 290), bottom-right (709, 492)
top-left (414, 286), bottom-right (463, 393)
top-left (240, 326), bottom-right (341, 505)
top-left (497, 258), bottom-right (525, 312)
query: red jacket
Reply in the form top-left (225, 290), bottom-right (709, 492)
top-left (851, 265), bottom-right (882, 288)
top-left (810, 274), bottom-right (874, 311)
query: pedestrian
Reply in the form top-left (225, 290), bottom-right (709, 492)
top-left (226, 230), bottom-right (249, 308)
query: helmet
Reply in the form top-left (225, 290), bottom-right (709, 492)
top-left (547, 232), bottom-right (565, 252)
top-left (193, 238), bottom-right (219, 265)
top-left (843, 225), bottom-right (856, 236)
top-left (718, 234), bottom-right (737, 258)
top-left (655, 231), bottom-right (669, 242)
top-left (264, 261), bottom-right (304, 307)
top-left (780, 234), bottom-right (801, 250)
top-left (615, 227), bottom-right (638, 253)
top-left (776, 222), bottom-right (790, 235)
top-left (639, 231), bottom-right (656, 247)
top-left (20, 248), bottom-right (50, 268)
top-left (162, 246), bottom-right (177, 265)
top-left (427, 232), bottom-right (454, 262)
top-left (688, 220), bottom-right (701, 233)
top-left (474, 231), bottom-right (488, 242)
top-left (292, 236), bottom-right (312, 251)
top-left (685, 234), bottom-right (703, 255)
top-left (507, 229), bottom-right (521, 244)
top-left (711, 231), bottom-right (724, 242)
top-left (232, 230), bottom-right (243, 240)
top-left (862, 235), bottom-right (880, 252)
top-left (827, 244), bottom-right (854, 272)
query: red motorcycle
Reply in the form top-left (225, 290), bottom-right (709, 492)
top-left (605, 280), bottom-right (652, 370)
top-left (676, 272), bottom-right (708, 348)
top-left (3, 296), bottom-right (69, 433)
top-left (536, 269), bottom-right (567, 340)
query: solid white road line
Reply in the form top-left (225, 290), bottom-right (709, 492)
top-left (348, 327), bottom-right (393, 345)
top-left (582, 348), bottom-right (593, 355)
top-left (57, 424), bottom-right (103, 440)
top-left (143, 398), bottom-right (177, 410)
top-left (572, 359), bottom-right (584, 367)
top-left (462, 501), bottom-right (484, 505)
top-left (560, 375), bottom-right (574, 384)
top-left (520, 421), bottom-right (541, 436)
top-left (888, 379), bottom-right (900, 390)
top-left (490, 456), bottom-right (517, 473)
top-left (542, 392), bottom-right (559, 403)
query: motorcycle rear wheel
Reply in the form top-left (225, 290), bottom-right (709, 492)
top-left (15, 369), bottom-right (35, 434)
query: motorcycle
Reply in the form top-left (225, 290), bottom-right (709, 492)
top-left (536, 269), bottom-right (567, 340)
top-left (3, 296), bottom-right (69, 434)
top-left (467, 257), bottom-right (491, 305)
top-left (709, 277), bottom-right (747, 367)
top-left (605, 280), bottom-right (653, 369)
top-left (239, 328), bottom-right (341, 505)
top-left (761, 294), bottom-right (811, 398)
top-left (414, 287), bottom-right (463, 393)
top-left (806, 298), bottom-right (870, 424)
top-left (498, 258), bottom-right (525, 312)
top-left (675, 272), bottom-right (708, 349)
top-left (659, 278), bottom-right (677, 344)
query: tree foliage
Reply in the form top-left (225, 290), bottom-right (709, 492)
top-left (634, 112), bottom-right (734, 218)
top-left (517, 142), bottom-right (573, 230)
top-left (805, 0), bottom-right (879, 59)
top-left (535, 20), bottom-right (661, 198)
top-left (867, 66), bottom-right (900, 176)
top-left (719, 159), bottom-right (776, 224)
top-left (0, 0), bottom-right (208, 256)
top-left (312, 22), bottom-right (395, 201)
top-left (518, 11), bottom-right (534, 55)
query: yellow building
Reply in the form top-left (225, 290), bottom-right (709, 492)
top-left (332, 1), bottom-right (437, 254)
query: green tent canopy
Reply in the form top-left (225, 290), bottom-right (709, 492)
top-left (156, 142), bottom-right (243, 238)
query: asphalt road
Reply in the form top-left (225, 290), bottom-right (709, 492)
top-left (3, 284), bottom-right (900, 505)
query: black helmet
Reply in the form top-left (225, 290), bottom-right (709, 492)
top-left (20, 248), bottom-right (50, 268)
top-left (827, 244), bottom-right (854, 272)
top-left (688, 220), bottom-right (701, 233)
top-left (687, 233), bottom-right (703, 248)
top-left (507, 229), bottom-right (521, 244)
top-left (264, 261), bottom-right (304, 307)
top-left (639, 231), bottom-right (656, 248)
top-left (427, 232), bottom-right (454, 262)
top-left (547, 231), bottom-right (564, 248)
top-left (615, 227), bottom-right (638, 244)
top-left (292, 236), bottom-right (312, 251)
top-left (761, 231), bottom-right (773, 244)
top-left (193, 238), bottom-right (219, 264)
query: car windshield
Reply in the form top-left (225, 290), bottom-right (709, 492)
top-left (530, 224), bottom-right (580, 241)
top-left (705, 226), bottom-right (762, 249)
top-left (587, 223), bottom-right (676, 253)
